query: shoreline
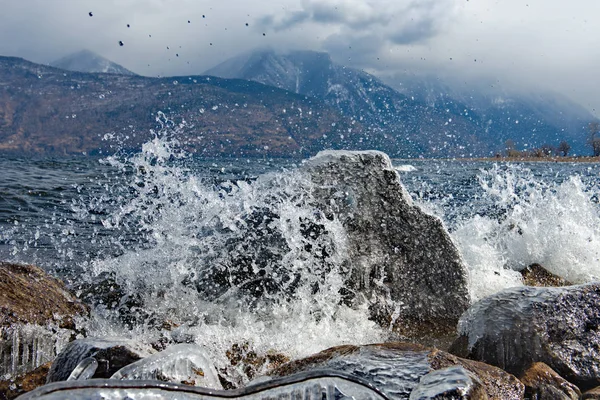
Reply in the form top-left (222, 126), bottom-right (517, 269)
top-left (395, 156), bottom-right (600, 163)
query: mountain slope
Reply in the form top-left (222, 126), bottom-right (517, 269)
top-left (207, 49), bottom-right (596, 156)
top-left (206, 50), bottom-right (490, 157)
top-left (0, 56), bottom-right (356, 157)
top-left (50, 50), bottom-right (136, 76)
top-left (385, 73), bottom-right (595, 155)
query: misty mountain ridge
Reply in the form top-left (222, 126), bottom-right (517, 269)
top-left (206, 49), bottom-right (494, 157)
top-left (206, 49), bottom-right (596, 155)
top-left (383, 71), bottom-right (595, 154)
top-left (49, 49), bottom-right (136, 76)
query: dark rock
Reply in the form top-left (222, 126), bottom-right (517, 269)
top-left (583, 386), bottom-right (600, 399)
top-left (518, 362), bottom-right (580, 400)
top-left (0, 262), bottom-right (88, 328)
top-left (46, 337), bottom-right (154, 382)
top-left (409, 366), bottom-right (488, 400)
top-left (521, 264), bottom-right (572, 287)
top-left (0, 362), bottom-right (50, 400)
top-left (304, 151), bottom-right (471, 336)
top-left (449, 283), bottom-right (600, 391)
top-left (270, 342), bottom-right (524, 400)
top-left (0, 262), bottom-right (89, 378)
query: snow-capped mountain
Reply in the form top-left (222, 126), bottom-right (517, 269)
top-left (50, 50), bottom-right (135, 76)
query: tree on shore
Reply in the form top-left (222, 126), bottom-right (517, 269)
top-left (557, 141), bottom-right (571, 156)
top-left (589, 122), bottom-right (600, 156)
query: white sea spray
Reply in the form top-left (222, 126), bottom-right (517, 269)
top-left (414, 163), bottom-right (600, 302)
top-left (78, 120), bottom-right (386, 380)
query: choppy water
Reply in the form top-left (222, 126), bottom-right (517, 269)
top-left (1, 130), bottom-right (600, 383)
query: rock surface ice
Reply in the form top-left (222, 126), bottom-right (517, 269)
top-left (0, 262), bottom-right (88, 378)
top-left (270, 342), bottom-right (523, 400)
top-left (450, 283), bottom-right (600, 390)
top-left (46, 337), bottom-right (154, 382)
top-left (408, 366), bottom-right (487, 400)
top-left (110, 344), bottom-right (222, 389)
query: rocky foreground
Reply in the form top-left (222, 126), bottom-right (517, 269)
top-left (1, 151), bottom-right (599, 399)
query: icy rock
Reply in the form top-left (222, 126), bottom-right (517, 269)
top-left (111, 344), bottom-right (222, 389)
top-left (449, 283), bottom-right (600, 391)
top-left (0, 361), bottom-right (51, 400)
top-left (0, 262), bottom-right (88, 378)
top-left (518, 362), bottom-right (580, 400)
top-left (303, 151), bottom-right (470, 334)
top-left (409, 366), bottom-right (487, 400)
top-left (269, 342), bottom-right (524, 400)
top-left (46, 337), bottom-right (154, 382)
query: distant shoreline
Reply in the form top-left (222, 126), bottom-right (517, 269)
top-left (454, 156), bottom-right (600, 163)
top-left (393, 156), bottom-right (600, 163)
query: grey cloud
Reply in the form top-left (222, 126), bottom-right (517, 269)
top-left (388, 18), bottom-right (437, 45)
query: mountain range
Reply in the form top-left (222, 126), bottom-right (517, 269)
top-left (49, 50), bottom-right (136, 76)
top-left (0, 55), bottom-right (353, 157)
top-left (206, 49), bottom-right (597, 156)
top-left (0, 49), bottom-right (596, 157)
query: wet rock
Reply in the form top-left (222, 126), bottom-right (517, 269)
top-left (518, 362), bottom-right (580, 400)
top-left (449, 283), bottom-right (600, 391)
top-left (409, 366), bottom-right (488, 400)
top-left (0, 361), bottom-right (50, 400)
top-left (270, 342), bottom-right (523, 400)
top-left (111, 344), bottom-right (222, 389)
top-left (46, 337), bottom-right (154, 382)
top-left (583, 386), bottom-right (600, 399)
top-left (521, 263), bottom-right (572, 287)
top-left (0, 262), bottom-right (89, 378)
top-left (304, 151), bottom-right (471, 335)
top-left (220, 342), bottom-right (290, 389)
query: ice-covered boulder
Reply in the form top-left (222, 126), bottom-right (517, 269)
top-left (408, 366), bottom-right (487, 400)
top-left (0, 362), bottom-right (51, 400)
top-left (111, 344), bottom-right (222, 389)
top-left (303, 151), bottom-right (470, 334)
top-left (269, 342), bottom-right (524, 400)
top-left (0, 262), bottom-right (88, 379)
top-left (449, 283), bottom-right (600, 391)
top-left (46, 337), bottom-right (154, 382)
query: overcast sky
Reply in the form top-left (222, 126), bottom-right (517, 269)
top-left (0, 0), bottom-right (598, 117)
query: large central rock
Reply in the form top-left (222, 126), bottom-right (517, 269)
top-left (303, 151), bottom-right (470, 333)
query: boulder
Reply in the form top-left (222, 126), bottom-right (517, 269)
top-left (520, 264), bottom-right (572, 287)
top-left (583, 387), bottom-right (600, 399)
top-left (46, 337), bottom-right (154, 382)
top-left (409, 366), bottom-right (488, 400)
top-left (449, 283), bottom-right (600, 391)
top-left (0, 262), bottom-right (88, 378)
top-left (303, 151), bottom-right (471, 335)
top-left (111, 344), bottom-right (222, 389)
top-left (518, 362), bottom-right (580, 400)
top-left (269, 342), bottom-right (524, 400)
top-left (0, 361), bottom-right (50, 400)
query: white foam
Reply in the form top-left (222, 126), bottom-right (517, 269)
top-left (440, 164), bottom-right (600, 301)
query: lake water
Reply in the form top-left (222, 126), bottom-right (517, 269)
top-left (1, 135), bottom-right (599, 381)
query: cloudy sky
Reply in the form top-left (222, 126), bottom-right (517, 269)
top-left (0, 0), bottom-right (598, 116)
